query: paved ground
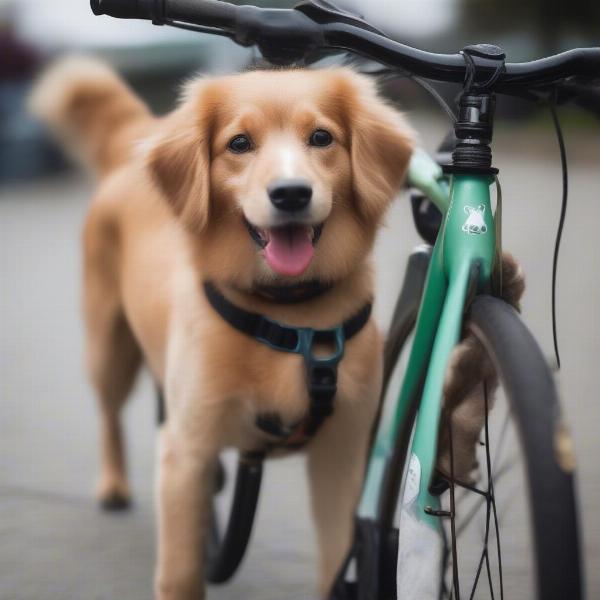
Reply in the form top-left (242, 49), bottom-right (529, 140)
top-left (1, 114), bottom-right (599, 599)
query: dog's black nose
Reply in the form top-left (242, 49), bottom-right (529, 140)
top-left (268, 179), bottom-right (312, 212)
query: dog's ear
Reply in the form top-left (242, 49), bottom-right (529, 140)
top-left (339, 70), bottom-right (415, 223)
top-left (146, 82), bottom-right (216, 233)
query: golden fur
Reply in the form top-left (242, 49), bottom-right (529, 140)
top-left (31, 58), bottom-right (414, 599)
top-left (30, 56), bottom-right (523, 600)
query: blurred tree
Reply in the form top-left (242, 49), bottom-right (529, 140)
top-left (462, 0), bottom-right (600, 54)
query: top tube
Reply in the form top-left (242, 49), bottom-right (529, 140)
top-left (91, 0), bottom-right (600, 90)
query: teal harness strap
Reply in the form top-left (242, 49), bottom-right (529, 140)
top-left (203, 281), bottom-right (372, 446)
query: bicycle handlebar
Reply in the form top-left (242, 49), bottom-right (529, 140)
top-left (91, 0), bottom-right (600, 92)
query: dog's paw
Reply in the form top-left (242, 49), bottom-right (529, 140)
top-left (436, 252), bottom-right (525, 483)
top-left (96, 478), bottom-right (131, 511)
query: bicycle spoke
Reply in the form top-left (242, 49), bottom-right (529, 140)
top-left (453, 478), bottom-right (488, 498)
top-left (485, 544), bottom-right (496, 600)
top-left (468, 545), bottom-right (487, 600)
top-left (491, 482), bottom-right (505, 600)
top-left (443, 379), bottom-right (509, 600)
top-left (453, 455), bottom-right (518, 538)
top-left (483, 381), bottom-right (500, 598)
top-left (470, 485), bottom-right (493, 599)
top-left (448, 420), bottom-right (461, 600)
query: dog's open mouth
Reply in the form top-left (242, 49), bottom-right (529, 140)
top-left (245, 219), bottom-right (323, 277)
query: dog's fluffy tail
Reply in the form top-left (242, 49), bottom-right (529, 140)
top-left (29, 55), bottom-right (154, 176)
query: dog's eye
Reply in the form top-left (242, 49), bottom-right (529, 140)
top-left (309, 129), bottom-right (333, 147)
top-left (228, 134), bottom-right (253, 154)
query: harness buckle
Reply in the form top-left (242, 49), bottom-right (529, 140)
top-left (299, 326), bottom-right (345, 418)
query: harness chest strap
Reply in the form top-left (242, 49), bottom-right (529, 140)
top-left (203, 281), bottom-right (373, 448)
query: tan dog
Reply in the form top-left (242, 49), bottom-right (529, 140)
top-left (30, 57), bottom-right (523, 600)
top-left (31, 57), bottom-right (414, 599)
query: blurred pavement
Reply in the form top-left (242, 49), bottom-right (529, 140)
top-left (1, 114), bottom-right (599, 599)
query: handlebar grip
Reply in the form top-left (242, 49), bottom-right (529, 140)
top-left (91, 0), bottom-right (237, 28)
top-left (91, 0), bottom-right (154, 19)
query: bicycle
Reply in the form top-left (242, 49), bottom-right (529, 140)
top-left (92, 1), bottom-right (599, 597)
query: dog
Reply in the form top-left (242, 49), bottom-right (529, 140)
top-left (30, 57), bottom-right (523, 600)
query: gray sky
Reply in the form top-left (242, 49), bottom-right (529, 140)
top-left (343, 0), bottom-right (457, 37)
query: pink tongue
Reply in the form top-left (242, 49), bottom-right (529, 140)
top-left (264, 226), bottom-right (314, 277)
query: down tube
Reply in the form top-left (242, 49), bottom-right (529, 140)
top-left (357, 234), bottom-right (447, 520)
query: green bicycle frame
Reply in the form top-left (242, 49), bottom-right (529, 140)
top-left (358, 152), bottom-right (497, 531)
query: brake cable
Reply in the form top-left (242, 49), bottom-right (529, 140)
top-left (409, 75), bottom-right (457, 123)
top-left (549, 92), bottom-right (568, 370)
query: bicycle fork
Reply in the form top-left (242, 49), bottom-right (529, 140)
top-left (332, 173), bottom-right (498, 600)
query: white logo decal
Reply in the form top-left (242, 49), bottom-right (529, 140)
top-left (403, 453), bottom-right (421, 507)
top-left (462, 204), bottom-right (488, 235)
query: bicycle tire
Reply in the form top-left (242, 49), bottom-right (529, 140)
top-left (452, 295), bottom-right (583, 599)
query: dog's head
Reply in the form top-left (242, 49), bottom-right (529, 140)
top-left (146, 68), bottom-right (414, 288)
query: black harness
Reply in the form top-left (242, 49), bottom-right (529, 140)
top-left (203, 281), bottom-right (372, 449)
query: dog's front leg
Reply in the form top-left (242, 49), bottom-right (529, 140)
top-left (307, 353), bottom-right (381, 599)
top-left (155, 401), bottom-right (224, 600)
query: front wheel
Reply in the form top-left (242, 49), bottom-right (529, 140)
top-left (422, 296), bottom-right (583, 599)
